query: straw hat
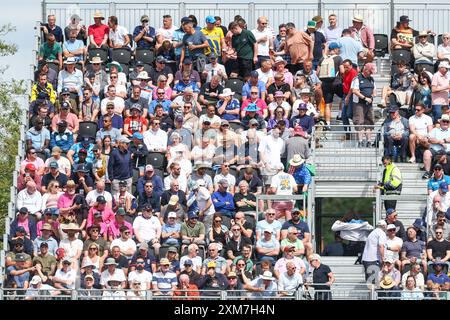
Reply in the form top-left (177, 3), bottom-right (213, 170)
top-left (93, 11), bottom-right (105, 19)
top-left (379, 275), bottom-right (395, 289)
top-left (289, 154), bottom-right (305, 166)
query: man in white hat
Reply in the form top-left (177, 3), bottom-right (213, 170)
top-left (217, 88), bottom-right (240, 123)
top-left (362, 220), bottom-right (387, 282)
top-left (422, 114), bottom-right (450, 176)
top-left (58, 57), bottom-right (84, 100)
top-left (430, 61), bottom-right (450, 121)
top-left (413, 30), bottom-right (435, 73)
top-left (88, 11), bottom-right (109, 49)
top-left (246, 270), bottom-right (278, 297)
top-left (25, 275), bottom-right (59, 300)
top-left (348, 15), bottom-right (375, 62)
top-left (310, 253), bottom-right (334, 300)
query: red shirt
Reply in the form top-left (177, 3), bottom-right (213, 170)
top-left (241, 98), bottom-right (268, 117)
top-left (88, 24), bottom-right (109, 46)
top-left (342, 68), bottom-right (358, 94)
top-left (123, 116), bottom-right (149, 135)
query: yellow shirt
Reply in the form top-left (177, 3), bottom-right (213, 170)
top-left (201, 27), bottom-right (224, 56)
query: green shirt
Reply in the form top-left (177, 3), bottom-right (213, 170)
top-left (181, 221), bottom-right (206, 238)
top-left (39, 42), bottom-right (62, 61)
top-left (33, 254), bottom-right (57, 275)
top-left (232, 29), bottom-right (256, 60)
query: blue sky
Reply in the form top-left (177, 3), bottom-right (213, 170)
top-left (0, 0), bottom-right (40, 84)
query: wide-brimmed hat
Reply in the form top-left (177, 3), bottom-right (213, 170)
top-left (30, 275), bottom-right (42, 285)
top-left (244, 103), bottom-right (260, 112)
top-left (289, 154), bottom-right (305, 166)
top-left (274, 91), bottom-right (284, 98)
top-left (274, 56), bottom-right (287, 65)
top-left (261, 271), bottom-right (275, 281)
top-left (93, 11), bottom-right (105, 19)
top-left (220, 88), bottom-right (235, 97)
top-left (64, 57), bottom-right (77, 65)
top-left (418, 30), bottom-right (428, 37)
top-left (194, 163), bottom-right (209, 170)
top-left (106, 61), bottom-right (123, 72)
top-left (62, 223), bottom-right (81, 232)
top-left (438, 61), bottom-right (450, 69)
top-left (137, 71), bottom-right (150, 80)
top-left (40, 223), bottom-right (53, 231)
top-left (89, 56), bottom-right (104, 64)
top-left (352, 15), bottom-right (364, 23)
top-left (104, 257), bottom-right (118, 266)
top-left (379, 275), bottom-right (395, 289)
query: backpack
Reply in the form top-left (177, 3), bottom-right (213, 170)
top-left (318, 55), bottom-right (337, 79)
top-left (305, 163), bottom-right (316, 176)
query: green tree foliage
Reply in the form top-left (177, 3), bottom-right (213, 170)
top-left (0, 24), bottom-right (27, 239)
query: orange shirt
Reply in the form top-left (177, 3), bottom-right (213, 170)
top-left (286, 30), bottom-right (313, 64)
top-left (173, 284), bottom-right (200, 300)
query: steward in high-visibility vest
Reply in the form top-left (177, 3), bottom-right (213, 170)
top-left (377, 156), bottom-right (402, 210)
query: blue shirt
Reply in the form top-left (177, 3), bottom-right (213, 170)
top-left (173, 81), bottom-right (200, 94)
top-left (137, 175), bottom-right (164, 198)
top-left (211, 191), bottom-right (235, 214)
top-left (152, 270), bottom-right (177, 293)
top-left (173, 29), bottom-right (186, 57)
top-left (337, 36), bottom-right (363, 65)
top-left (50, 130), bottom-right (74, 152)
top-left (149, 99), bottom-right (172, 115)
top-left (242, 80), bottom-right (266, 99)
top-left (427, 175), bottom-right (450, 191)
top-left (98, 114), bottom-right (124, 131)
top-left (290, 115), bottom-right (314, 134)
top-left (69, 142), bottom-right (95, 163)
top-left (217, 98), bottom-right (240, 121)
top-left (161, 223), bottom-right (181, 245)
top-left (26, 127), bottom-right (50, 150)
top-left (133, 25), bottom-right (156, 49)
top-left (293, 164), bottom-right (311, 186)
top-left (63, 39), bottom-right (85, 60)
top-left (281, 220), bottom-right (310, 240)
top-left (427, 272), bottom-right (450, 285)
top-left (6, 266), bottom-right (30, 288)
top-left (108, 147), bottom-right (133, 180)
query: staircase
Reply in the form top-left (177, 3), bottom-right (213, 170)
top-left (312, 256), bottom-right (370, 300)
top-left (384, 162), bottom-right (428, 227)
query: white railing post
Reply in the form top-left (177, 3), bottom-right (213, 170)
top-left (248, 3), bottom-right (255, 31)
top-left (109, 2), bottom-right (116, 17)
top-left (179, 2), bottom-right (186, 19)
top-left (220, 290), bottom-right (227, 300)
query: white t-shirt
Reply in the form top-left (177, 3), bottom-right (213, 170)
top-left (100, 269), bottom-right (126, 288)
top-left (251, 28), bottom-right (273, 57)
top-left (199, 114), bottom-right (221, 127)
top-left (85, 190), bottom-right (113, 207)
top-left (258, 135), bottom-right (284, 167)
top-left (100, 97), bottom-right (125, 115)
top-left (438, 44), bottom-right (450, 60)
top-left (408, 114), bottom-right (433, 137)
top-left (128, 270), bottom-right (153, 291)
top-left (132, 216), bottom-right (161, 242)
top-left (110, 238), bottom-right (137, 259)
top-left (270, 172), bottom-right (297, 195)
top-left (195, 186), bottom-right (215, 216)
top-left (109, 25), bottom-right (129, 47)
top-left (59, 238), bottom-right (83, 260)
top-left (191, 144), bottom-right (216, 167)
top-left (256, 68), bottom-right (274, 85)
top-left (362, 228), bottom-right (387, 262)
top-left (44, 156), bottom-right (71, 175)
top-left (214, 173), bottom-right (236, 193)
top-left (385, 236), bottom-right (403, 261)
top-left (143, 129), bottom-right (168, 152)
top-left (179, 255), bottom-right (203, 271)
top-left (164, 174), bottom-right (188, 193)
top-left (157, 26), bottom-right (177, 41)
top-left (204, 63), bottom-right (227, 83)
top-left (54, 268), bottom-right (77, 289)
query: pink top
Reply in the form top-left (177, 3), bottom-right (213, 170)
top-left (151, 85), bottom-right (173, 100)
top-left (43, 193), bottom-right (60, 209)
top-left (241, 98), bottom-right (268, 117)
top-left (20, 158), bottom-right (45, 175)
top-left (431, 72), bottom-right (450, 105)
top-left (57, 193), bottom-right (76, 210)
top-left (108, 220), bottom-right (133, 239)
top-left (18, 218), bottom-right (30, 236)
top-left (51, 113), bottom-right (80, 132)
top-left (36, 220), bottom-right (59, 238)
top-left (87, 206), bottom-right (115, 228)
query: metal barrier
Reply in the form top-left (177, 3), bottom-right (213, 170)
top-left (311, 125), bottom-right (384, 182)
top-left (375, 194), bottom-right (428, 224)
top-left (41, 0), bottom-right (450, 39)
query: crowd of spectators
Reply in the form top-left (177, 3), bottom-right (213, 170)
top-left (5, 8), bottom-right (450, 300)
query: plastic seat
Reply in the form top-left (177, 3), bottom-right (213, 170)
top-left (88, 48), bottom-right (108, 64)
top-left (391, 49), bottom-right (411, 65)
top-left (437, 34), bottom-right (444, 46)
top-left (146, 152), bottom-right (166, 169)
top-left (120, 63), bottom-right (129, 76)
top-left (224, 78), bottom-right (244, 95)
top-left (135, 48), bottom-right (155, 66)
top-left (78, 121), bottom-right (98, 140)
top-left (111, 48), bottom-right (132, 65)
top-left (229, 122), bottom-right (243, 132)
top-left (373, 34), bottom-right (388, 57)
top-left (47, 61), bottom-right (60, 74)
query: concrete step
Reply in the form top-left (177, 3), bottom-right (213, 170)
top-left (315, 181), bottom-right (376, 197)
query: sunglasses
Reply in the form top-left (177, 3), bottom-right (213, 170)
top-left (214, 220), bottom-right (222, 222)
top-left (435, 232), bottom-right (443, 234)
top-left (267, 213), bottom-right (276, 216)
top-left (157, 92), bottom-right (165, 95)
top-left (237, 263), bottom-right (245, 266)
top-left (250, 92), bottom-right (259, 94)
top-left (232, 228), bottom-right (240, 231)
top-left (89, 247), bottom-right (98, 250)
top-left (153, 122), bottom-right (160, 125)
top-left (110, 76), bottom-right (118, 79)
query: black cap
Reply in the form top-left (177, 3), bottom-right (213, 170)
top-left (57, 120), bottom-right (68, 127)
top-left (119, 180), bottom-right (127, 186)
top-left (135, 60), bottom-right (144, 67)
top-left (399, 15), bottom-right (411, 23)
top-left (434, 163), bottom-right (443, 170)
top-left (61, 101), bottom-right (70, 109)
top-left (16, 226), bottom-right (26, 234)
top-left (40, 242), bottom-right (49, 248)
top-left (183, 57), bottom-right (192, 65)
top-left (96, 195), bottom-right (106, 203)
top-left (19, 207), bottom-right (29, 214)
top-left (13, 238), bottom-right (24, 245)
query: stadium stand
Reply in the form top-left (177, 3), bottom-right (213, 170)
top-left (2, 0), bottom-right (450, 300)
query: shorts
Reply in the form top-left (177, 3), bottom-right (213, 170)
top-left (353, 103), bottom-right (374, 129)
top-left (322, 79), bottom-right (340, 103)
top-left (237, 58), bottom-right (254, 79)
top-left (272, 201), bottom-right (294, 212)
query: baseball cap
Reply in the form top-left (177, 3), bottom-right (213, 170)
top-left (15, 253), bottom-right (27, 262)
top-left (434, 163), bottom-right (443, 170)
top-left (183, 57), bottom-right (192, 65)
top-left (206, 16), bottom-right (216, 24)
top-left (132, 132), bottom-right (143, 140)
top-left (160, 258), bottom-right (170, 265)
top-left (61, 101), bottom-right (70, 109)
top-left (168, 246), bottom-right (178, 253)
top-left (168, 211), bottom-right (177, 218)
top-left (207, 261), bottom-right (216, 268)
top-left (175, 115), bottom-right (184, 122)
top-left (49, 161), bottom-right (59, 169)
top-left (386, 208), bottom-right (396, 216)
top-left (145, 164), bottom-right (154, 172)
top-left (168, 196), bottom-right (179, 206)
top-left (19, 207), bottom-right (29, 215)
top-left (328, 42), bottom-right (342, 50)
top-left (184, 259), bottom-right (193, 266)
top-left (61, 87), bottom-right (70, 95)
top-left (116, 207), bottom-right (127, 216)
top-left (96, 195), bottom-right (106, 203)
top-left (156, 56), bottom-right (166, 63)
top-left (30, 275), bottom-right (42, 285)
top-left (135, 60), bottom-right (144, 67)
top-left (25, 163), bottom-right (36, 171)
top-left (139, 242), bottom-right (149, 250)
top-left (180, 16), bottom-right (191, 24)
top-left (439, 181), bottom-right (449, 192)
top-left (250, 70), bottom-right (259, 78)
